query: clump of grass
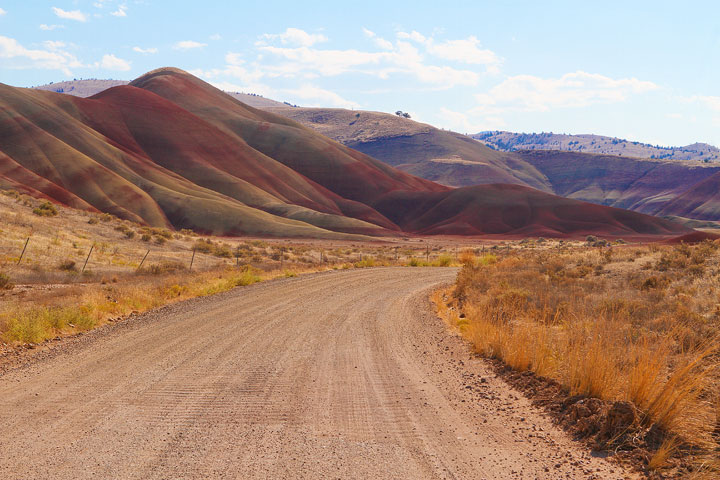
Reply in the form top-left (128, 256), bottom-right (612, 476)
top-left (193, 239), bottom-right (235, 258)
top-left (355, 256), bottom-right (376, 268)
top-left (433, 253), bottom-right (454, 267)
top-left (0, 272), bottom-right (13, 290)
top-left (143, 261), bottom-right (185, 275)
top-left (58, 260), bottom-right (77, 272)
top-left (1, 307), bottom-right (96, 343)
top-left (32, 201), bottom-right (58, 217)
top-left (648, 436), bottom-right (679, 471)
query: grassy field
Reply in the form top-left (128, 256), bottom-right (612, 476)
top-left (437, 240), bottom-right (720, 477)
top-left (0, 189), bottom-right (463, 347)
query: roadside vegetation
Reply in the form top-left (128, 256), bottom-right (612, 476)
top-left (0, 190), bottom-right (462, 348)
top-left (437, 240), bottom-right (720, 478)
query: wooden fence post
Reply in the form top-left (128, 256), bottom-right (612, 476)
top-left (17, 237), bottom-right (30, 265)
top-left (82, 245), bottom-right (94, 273)
top-left (137, 249), bottom-right (150, 272)
top-left (189, 248), bottom-right (196, 271)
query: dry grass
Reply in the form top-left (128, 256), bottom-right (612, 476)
top-left (0, 188), bottom-right (470, 347)
top-left (443, 242), bottom-right (720, 470)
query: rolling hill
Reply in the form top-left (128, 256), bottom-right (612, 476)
top-left (0, 68), bottom-right (690, 239)
top-left (262, 107), bottom-right (720, 223)
top-left (263, 106), bottom-right (552, 192)
top-left (474, 131), bottom-right (720, 163)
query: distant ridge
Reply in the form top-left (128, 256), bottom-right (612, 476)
top-left (474, 131), bottom-right (720, 163)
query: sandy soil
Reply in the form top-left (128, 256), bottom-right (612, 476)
top-left (0, 268), bottom-right (631, 479)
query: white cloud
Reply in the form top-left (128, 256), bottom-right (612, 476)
top-left (474, 71), bottom-right (659, 113)
top-left (0, 8), bottom-right (6, 16)
top-left (258, 43), bottom-right (479, 87)
top-left (362, 28), bottom-right (393, 50)
top-left (428, 37), bottom-right (501, 70)
top-left (52, 7), bottom-right (88, 22)
top-left (285, 84), bottom-right (359, 108)
top-left (438, 107), bottom-right (506, 133)
top-left (173, 40), bottom-right (207, 50)
top-left (42, 40), bottom-right (67, 50)
top-left (110, 4), bottom-right (127, 17)
top-left (398, 31), bottom-right (502, 73)
top-left (205, 80), bottom-right (277, 99)
top-left (40, 24), bottom-right (64, 30)
top-left (192, 52), bottom-right (266, 86)
top-left (133, 46), bottom-right (157, 54)
top-left (255, 29), bottom-right (492, 88)
top-left (686, 95), bottom-right (720, 112)
top-left (0, 35), bottom-right (82, 75)
top-left (209, 33), bottom-right (221, 41)
top-left (397, 30), bottom-right (427, 43)
top-left (97, 53), bottom-right (130, 71)
top-left (260, 28), bottom-right (327, 47)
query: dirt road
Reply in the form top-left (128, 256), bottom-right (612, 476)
top-left (0, 268), bottom-right (627, 479)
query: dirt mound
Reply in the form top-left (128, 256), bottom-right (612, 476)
top-left (662, 230), bottom-right (720, 244)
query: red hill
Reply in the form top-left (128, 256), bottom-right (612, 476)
top-left (0, 68), bottom-right (690, 239)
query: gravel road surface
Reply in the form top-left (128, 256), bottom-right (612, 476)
top-left (0, 268), bottom-right (628, 479)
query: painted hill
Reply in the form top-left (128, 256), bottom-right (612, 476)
top-left (264, 106), bottom-right (552, 191)
top-left (265, 106), bottom-right (720, 222)
top-left (474, 131), bottom-right (720, 163)
top-left (0, 68), bottom-right (689, 239)
top-left (516, 150), bottom-right (720, 220)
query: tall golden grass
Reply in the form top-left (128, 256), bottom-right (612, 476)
top-left (446, 242), bottom-right (720, 459)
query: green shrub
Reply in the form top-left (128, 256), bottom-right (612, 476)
top-left (32, 201), bottom-right (58, 217)
top-left (193, 239), bottom-right (215, 254)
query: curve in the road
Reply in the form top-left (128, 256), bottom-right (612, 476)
top-left (0, 268), bottom-right (627, 479)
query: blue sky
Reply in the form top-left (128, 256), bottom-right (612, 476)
top-left (1, 1), bottom-right (719, 146)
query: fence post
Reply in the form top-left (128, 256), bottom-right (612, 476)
top-left (137, 249), bottom-right (150, 272)
top-left (82, 245), bottom-right (94, 273)
top-left (426, 245), bottom-right (430, 263)
top-left (189, 248), bottom-right (196, 271)
top-left (17, 237), bottom-right (30, 265)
